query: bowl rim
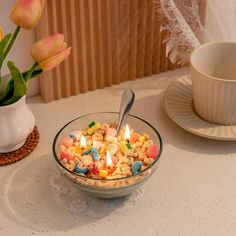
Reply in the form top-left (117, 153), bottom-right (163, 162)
top-left (52, 112), bottom-right (163, 182)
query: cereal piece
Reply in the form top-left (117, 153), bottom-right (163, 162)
top-left (133, 152), bottom-right (139, 158)
top-left (112, 167), bottom-right (121, 176)
top-left (69, 160), bottom-right (75, 165)
top-left (61, 150), bottom-right (74, 161)
top-left (121, 166), bottom-right (130, 172)
top-left (125, 170), bottom-right (132, 176)
top-left (92, 140), bottom-right (103, 148)
top-left (62, 136), bottom-right (73, 147)
top-left (82, 129), bottom-right (87, 136)
top-left (75, 162), bottom-right (89, 174)
top-left (106, 128), bottom-right (117, 137)
top-left (143, 158), bottom-right (151, 165)
top-left (61, 158), bottom-right (68, 164)
top-left (100, 123), bottom-right (110, 130)
top-left (105, 135), bottom-right (118, 143)
top-left (129, 156), bottom-right (134, 165)
top-left (141, 140), bottom-right (154, 152)
top-left (67, 164), bottom-right (75, 172)
top-left (87, 121), bottom-right (101, 135)
top-left (143, 133), bottom-right (150, 139)
top-left (131, 161), bottom-right (143, 174)
top-left (138, 152), bottom-right (147, 161)
top-left (73, 156), bottom-right (79, 163)
top-left (126, 150), bottom-right (134, 157)
top-left (146, 145), bottom-right (159, 159)
top-left (68, 146), bottom-right (75, 153)
top-left (140, 165), bottom-right (147, 171)
top-left (91, 148), bottom-right (101, 161)
top-left (92, 133), bottom-right (103, 141)
top-left (130, 133), bottom-right (146, 144)
top-left (80, 155), bottom-right (93, 166)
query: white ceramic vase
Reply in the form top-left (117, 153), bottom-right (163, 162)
top-left (0, 95), bottom-right (35, 153)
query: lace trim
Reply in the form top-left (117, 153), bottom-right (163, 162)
top-left (154, 0), bottom-right (207, 65)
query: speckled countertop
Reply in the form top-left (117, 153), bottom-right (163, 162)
top-left (1, 67), bottom-right (236, 236)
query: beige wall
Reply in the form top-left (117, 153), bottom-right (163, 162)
top-left (0, 0), bottom-right (39, 97)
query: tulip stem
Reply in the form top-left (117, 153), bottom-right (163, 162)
top-left (25, 62), bottom-right (38, 83)
top-left (2, 26), bottom-right (21, 62)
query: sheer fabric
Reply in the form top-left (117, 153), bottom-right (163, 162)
top-left (155, 0), bottom-right (234, 64)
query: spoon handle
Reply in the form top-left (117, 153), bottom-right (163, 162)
top-left (116, 89), bottom-right (135, 135)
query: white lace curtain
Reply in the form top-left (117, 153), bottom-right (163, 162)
top-left (156, 0), bottom-right (236, 65)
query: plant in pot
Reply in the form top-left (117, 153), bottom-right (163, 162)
top-left (0, 0), bottom-right (71, 153)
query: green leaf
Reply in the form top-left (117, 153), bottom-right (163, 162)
top-left (22, 69), bottom-right (43, 80)
top-left (1, 61), bottom-right (27, 105)
top-left (0, 79), bottom-right (14, 104)
top-left (0, 33), bottom-right (12, 67)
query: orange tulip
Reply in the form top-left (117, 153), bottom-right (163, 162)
top-left (30, 34), bottom-right (71, 70)
top-left (10, 0), bottom-right (44, 29)
top-left (0, 26), bottom-right (3, 41)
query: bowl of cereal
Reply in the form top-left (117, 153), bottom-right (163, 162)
top-left (52, 112), bottom-right (163, 198)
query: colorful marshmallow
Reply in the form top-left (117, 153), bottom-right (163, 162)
top-left (99, 169), bottom-right (108, 178)
top-left (60, 150), bottom-right (74, 161)
top-left (87, 121), bottom-right (101, 135)
top-left (107, 143), bottom-right (118, 155)
top-left (62, 136), bottom-right (73, 147)
top-left (91, 148), bottom-right (100, 161)
top-left (120, 142), bottom-right (133, 154)
top-left (131, 161), bottom-right (143, 174)
top-left (75, 162), bottom-right (89, 174)
top-left (89, 162), bottom-right (100, 175)
top-left (146, 145), bottom-right (159, 159)
top-left (81, 148), bottom-right (92, 156)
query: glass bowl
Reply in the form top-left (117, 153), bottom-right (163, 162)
top-left (52, 112), bottom-right (163, 198)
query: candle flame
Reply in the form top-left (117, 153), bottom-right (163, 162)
top-left (106, 151), bottom-right (113, 167)
top-left (124, 124), bottom-right (130, 142)
top-left (80, 135), bottom-right (86, 148)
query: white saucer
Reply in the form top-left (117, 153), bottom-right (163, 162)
top-left (164, 75), bottom-right (236, 141)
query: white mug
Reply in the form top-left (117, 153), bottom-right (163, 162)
top-left (190, 41), bottom-right (236, 125)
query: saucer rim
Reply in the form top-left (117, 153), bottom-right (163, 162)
top-left (164, 75), bottom-right (236, 141)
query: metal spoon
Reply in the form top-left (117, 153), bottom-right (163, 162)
top-left (116, 89), bottom-right (135, 135)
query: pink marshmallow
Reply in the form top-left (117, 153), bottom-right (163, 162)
top-left (61, 150), bottom-right (74, 161)
top-left (146, 145), bottom-right (159, 159)
top-left (62, 136), bottom-right (73, 147)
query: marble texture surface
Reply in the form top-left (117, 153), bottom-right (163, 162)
top-left (1, 67), bottom-right (236, 236)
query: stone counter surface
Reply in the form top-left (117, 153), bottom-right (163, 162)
top-left (1, 68), bottom-right (236, 236)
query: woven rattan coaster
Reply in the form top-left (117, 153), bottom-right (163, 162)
top-left (0, 126), bottom-right (39, 166)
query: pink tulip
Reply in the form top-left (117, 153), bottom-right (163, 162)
top-left (10, 0), bottom-right (44, 29)
top-left (30, 34), bottom-right (71, 70)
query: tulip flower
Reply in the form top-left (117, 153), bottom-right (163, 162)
top-left (30, 34), bottom-right (71, 70)
top-left (10, 0), bottom-right (44, 29)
